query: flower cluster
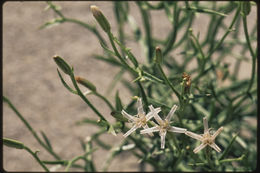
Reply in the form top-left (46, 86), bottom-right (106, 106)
top-left (121, 98), bottom-right (223, 153)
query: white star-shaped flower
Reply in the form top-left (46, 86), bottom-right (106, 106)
top-left (140, 105), bottom-right (187, 149)
top-left (121, 98), bottom-right (161, 138)
top-left (185, 117), bottom-right (223, 153)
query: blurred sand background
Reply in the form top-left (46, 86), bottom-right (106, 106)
top-left (3, 1), bottom-right (256, 171)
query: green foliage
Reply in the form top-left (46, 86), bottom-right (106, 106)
top-left (3, 1), bottom-right (256, 172)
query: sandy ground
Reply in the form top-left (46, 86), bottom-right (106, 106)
top-left (3, 1), bottom-right (256, 172)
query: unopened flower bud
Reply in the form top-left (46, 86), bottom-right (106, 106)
top-left (155, 46), bottom-right (163, 64)
top-left (3, 138), bottom-right (24, 149)
top-left (90, 5), bottom-right (111, 33)
top-left (75, 76), bottom-right (96, 92)
top-left (53, 55), bottom-right (72, 75)
top-left (182, 72), bottom-right (191, 94)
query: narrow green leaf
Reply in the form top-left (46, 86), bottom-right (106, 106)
top-left (113, 37), bottom-right (138, 67)
top-left (127, 15), bottom-right (142, 41)
top-left (97, 119), bottom-right (109, 128)
top-left (147, 97), bottom-right (171, 110)
top-left (115, 91), bottom-right (123, 111)
top-left (46, 1), bottom-right (62, 11)
top-left (75, 118), bottom-right (103, 127)
top-left (93, 55), bottom-right (122, 67)
top-left (163, 2), bottom-right (174, 22)
top-left (106, 68), bottom-right (125, 95)
top-left (57, 69), bottom-right (77, 94)
top-left (42, 160), bottom-right (68, 165)
top-left (192, 103), bottom-right (210, 118)
top-left (91, 129), bottom-right (111, 150)
top-left (99, 41), bottom-right (117, 57)
top-left (142, 71), bottom-right (165, 84)
top-left (219, 154), bottom-right (246, 163)
top-left (79, 138), bottom-right (86, 152)
top-left (3, 138), bottom-right (24, 149)
top-left (184, 6), bottom-right (227, 17)
top-left (219, 132), bottom-right (239, 160)
top-left (235, 135), bottom-right (247, 149)
top-left (40, 131), bottom-right (53, 150)
top-left (111, 111), bottom-right (128, 122)
top-left (39, 18), bottom-right (65, 30)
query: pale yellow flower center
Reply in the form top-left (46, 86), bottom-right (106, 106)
top-left (202, 131), bottom-right (214, 144)
top-left (160, 120), bottom-right (169, 130)
top-left (135, 114), bottom-right (147, 127)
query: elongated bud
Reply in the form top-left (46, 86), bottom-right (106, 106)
top-left (3, 138), bottom-right (24, 149)
top-left (75, 76), bottom-right (96, 92)
top-left (111, 111), bottom-right (128, 122)
top-left (182, 72), bottom-right (191, 94)
top-left (90, 5), bottom-right (111, 33)
top-left (155, 46), bottom-right (163, 64)
top-left (53, 55), bottom-right (72, 75)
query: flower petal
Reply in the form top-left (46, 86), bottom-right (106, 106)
top-left (123, 124), bottom-right (138, 138)
top-left (140, 126), bottom-right (160, 134)
top-left (137, 98), bottom-right (145, 116)
top-left (168, 126), bottom-right (187, 133)
top-left (149, 105), bottom-right (163, 124)
top-left (165, 105), bottom-right (178, 122)
top-left (145, 111), bottom-right (154, 121)
top-left (212, 126), bottom-right (224, 140)
top-left (146, 106), bottom-right (161, 121)
top-left (160, 130), bottom-right (167, 149)
top-left (185, 131), bottom-right (203, 141)
top-left (209, 142), bottom-right (221, 152)
top-left (193, 143), bottom-right (207, 153)
top-left (203, 117), bottom-right (209, 133)
top-left (121, 110), bottom-right (135, 121)
top-left (142, 124), bottom-right (154, 136)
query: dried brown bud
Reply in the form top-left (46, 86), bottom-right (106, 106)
top-left (155, 46), bottom-right (162, 64)
top-left (75, 76), bottom-right (96, 92)
top-left (182, 72), bottom-right (191, 94)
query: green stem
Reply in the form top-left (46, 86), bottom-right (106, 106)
top-left (137, 81), bottom-right (149, 111)
top-left (168, 133), bottom-right (181, 153)
top-left (24, 146), bottom-right (50, 172)
top-left (205, 146), bottom-right (214, 170)
top-left (193, 5), bottom-right (240, 83)
top-left (163, 3), bottom-right (180, 56)
top-left (206, 5), bottom-right (240, 59)
top-left (219, 154), bottom-right (245, 163)
top-left (65, 156), bottom-right (83, 172)
top-left (65, 149), bottom-right (97, 172)
top-left (93, 92), bottom-right (115, 111)
top-left (242, 12), bottom-right (256, 93)
top-left (136, 1), bottom-right (153, 63)
top-left (64, 18), bottom-right (107, 46)
top-left (143, 1), bottom-right (164, 10)
top-left (47, 1), bottom-right (107, 46)
top-left (3, 96), bottom-right (61, 160)
top-left (70, 73), bottom-right (107, 122)
top-left (156, 64), bottom-right (181, 103)
top-left (47, 1), bottom-right (65, 19)
top-left (107, 32), bottom-right (135, 74)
